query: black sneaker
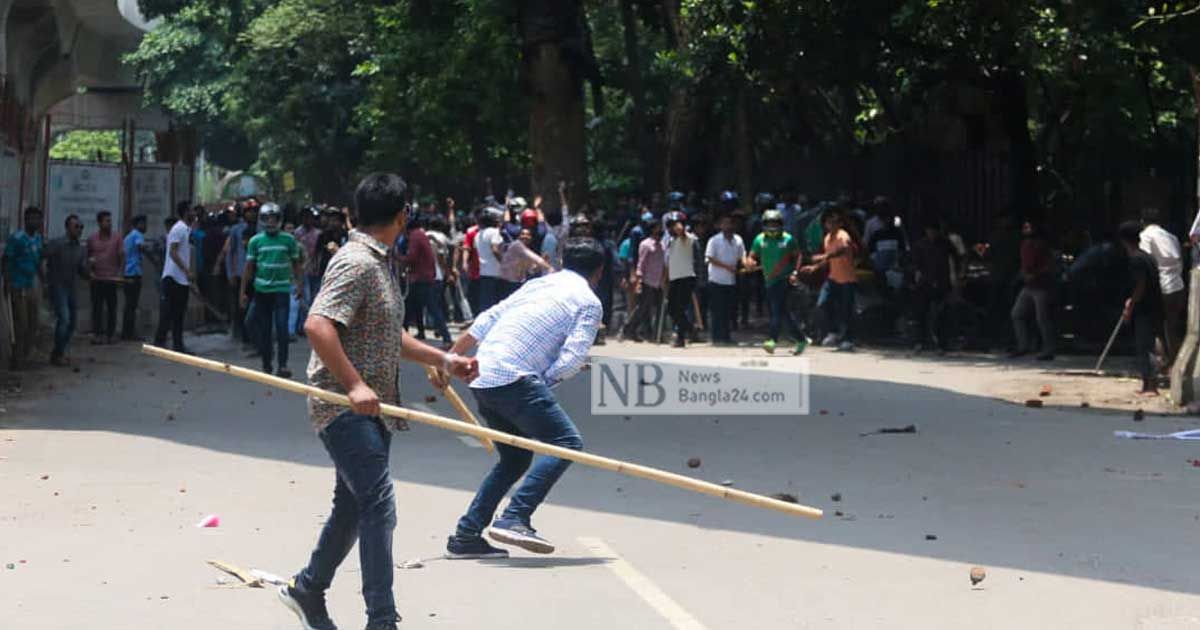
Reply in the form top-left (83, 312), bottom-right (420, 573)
top-left (277, 366), bottom-right (293, 379)
top-left (487, 520), bottom-right (555, 554)
top-left (277, 584), bottom-right (337, 630)
top-left (445, 534), bottom-right (510, 559)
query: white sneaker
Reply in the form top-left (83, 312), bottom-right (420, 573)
top-left (820, 334), bottom-right (839, 347)
top-left (836, 341), bottom-right (855, 352)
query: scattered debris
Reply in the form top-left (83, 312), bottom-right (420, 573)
top-left (249, 569), bottom-right (287, 585)
top-left (179, 488), bottom-right (187, 494)
top-left (622, 416), bottom-right (631, 421)
top-left (166, 414), bottom-right (175, 421)
top-left (169, 379), bottom-right (176, 385)
top-left (397, 559), bottom-right (425, 570)
top-left (818, 409), bottom-right (828, 415)
top-left (197, 514), bottom-right (220, 528)
top-left (1024, 399), bottom-right (1043, 408)
top-left (1080, 402), bottom-right (1090, 408)
top-left (970, 566), bottom-right (986, 586)
top-left (859, 424), bottom-right (917, 437)
top-left (925, 534), bottom-right (938, 541)
top-left (615, 487), bottom-right (623, 493)
top-left (424, 395), bottom-right (437, 404)
top-left (40, 474), bottom-right (49, 480)
top-left (159, 595), bottom-right (170, 600)
top-left (833, 510), bottom-right (844, 517)
top-left (4, 563), bottom-right (12, 570)
top-left (686, 457), bottom-right (701, 469)
top-left (1188, 459), bottom-right (1200, 468)
top-left (206, 560), bottom-right (263, 588)
top-left (830, 492), bottom-right (842, 502)
top-left (72, 367), bottom-right (80, 374)
top-left (771, 493), bottom-right (798, 503)
top-left (1114, 429), bottom-right (1200, 440)
top-left (181, 390), bottom-right (189, 395)
top-left (719, 479), bottom-right (734, 487)
top-left (1133, 409), bottom-right (1145, 422)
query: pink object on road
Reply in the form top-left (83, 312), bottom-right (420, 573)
top-left (196, 514), bottom-right (220, 528)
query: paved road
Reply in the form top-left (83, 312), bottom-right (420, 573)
top-left (2, 334), bottom-right (1199, 629)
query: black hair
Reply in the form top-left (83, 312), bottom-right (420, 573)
top-left (354, 173), bottom-right (409, 228)
top-left (1140, 207), bottom-right (1161, 224)
top-left (406, 213), bottom-right (425, 230)
top-left (97, 210), bottom-right (112, 222)
top-left (23, 206), bottom-right (41, 217)
top-left (562, 237), bottom-right (606, 277)
top-left (544, 207), bottom-right (563, 227)
top-left (132, 214), bottom-right (147, 225)
top-left (65, 213), bottom-right (80, 228)
top-left (1117, 220), bottom-right (1142, 246)
top-left (176, 201), bottom-right (191, 218)
top-left (427, 214), bottom-right (449, 234)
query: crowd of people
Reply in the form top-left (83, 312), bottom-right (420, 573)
top-left (3, 181), bottom-right (1197, 400)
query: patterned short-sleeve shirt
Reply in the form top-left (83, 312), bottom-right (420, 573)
top-left (306, 230), bottom-right (406, 431)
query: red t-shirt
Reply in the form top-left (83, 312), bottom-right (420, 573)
top-left (401, 228), bottom-right (437, 283)
top-left (86, 231), bottom-right (123, 281)
top-left (464, 225), bottom-right (481, 280)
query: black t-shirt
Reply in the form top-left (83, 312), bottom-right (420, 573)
top-left (1129, 250), bottom-right (1163, 317)
top-left (913, 235), bottom-right (953, 291)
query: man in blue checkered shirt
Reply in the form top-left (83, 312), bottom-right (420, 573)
top-left (440, 237), bottom-right (605, 558)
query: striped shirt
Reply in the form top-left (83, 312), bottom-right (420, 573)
top-left (468, 270), bottom-right (602, 389)
top-left (246, 231), bottom-right (300, 293)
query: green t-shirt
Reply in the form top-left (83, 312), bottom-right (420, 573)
top-left (246, 231), bottom-right (301, 293)
top-left (751, 232), bottom-right (799, 286)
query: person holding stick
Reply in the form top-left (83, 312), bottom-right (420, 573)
top-left (1118, 220), bottom-right (1165, 396)
top-left (438, 237), bottom-right (604, 558)
top-left (277, 173), bottom-right (477, 630)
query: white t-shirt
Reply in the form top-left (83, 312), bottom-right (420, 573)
top-left (1140, 224), bottom-right (1184, 295)
top-left (666, 233), bottom-right (696, 281)
top-left (428, 230), bottom-right (449, 281)
top-left (162, 220), bottom-right (191, 285)
top-left (477, 227), bottom-right (503, 278)
top-left (705, 233), bottom-right (744, 286)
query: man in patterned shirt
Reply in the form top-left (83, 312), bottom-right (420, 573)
top-left (277, 173), bottom-right (477, 630)
top-left (440, 237), bottom-right (605, 558)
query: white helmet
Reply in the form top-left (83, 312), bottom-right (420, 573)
top-left (260, 202), bottom-right (282, 233)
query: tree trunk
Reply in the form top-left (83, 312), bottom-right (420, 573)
top-left (996, 69), bottom-right (1037, 219)
top-left (661, 0), bottom-right (694, 192)
top-left (620, 0), bottom-right (653, 194)
top-left (733, 85), bottom-right (753, 211)
top-left (1191, 66), bottom-right (1200, 221)
top-left (520, 0), bottom-right (589, 213)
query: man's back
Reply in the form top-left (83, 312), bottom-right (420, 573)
top-left (470, 271), bottom-right (602, 389)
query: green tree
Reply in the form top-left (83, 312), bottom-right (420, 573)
top-left (49, 130), bottom-right (123, 162)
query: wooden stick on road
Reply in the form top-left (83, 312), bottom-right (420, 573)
top-left (142, 345), bottom-right (822, 520)
top-left (422, 365), bottom-right (495, 453)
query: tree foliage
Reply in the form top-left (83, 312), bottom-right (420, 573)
top-left (49, 130), bottom-right (123, 162)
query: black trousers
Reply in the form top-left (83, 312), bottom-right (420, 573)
top-left (155, 277), bottom-right (190, 350)
top-left (1133, 310), bottom-right (1160, 389)
top-left (668, 277), bottom-right (696, 337)
top-left (91, 280), bottom-right (119, 339)
top-left (121, 276), bottom-right (143, 338)
top-left (623, 285), bottom-right (662, 339)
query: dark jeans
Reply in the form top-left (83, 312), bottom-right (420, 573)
top-left (227, 278), bottom-right (249, 343)
top-left (914, 285), bottom-right (950, 349)
top-left (50, 285), bottom-right (77, 359)
top-left (708, 283), bottom-right (736, 342)
top-left (668, 277), bottom-right (696, 337)
top-left (411, 281), bottom-right (451, 344)
top-left (1011, 286), bottom-right (1054, 355)
top-left (765, 280), bottom-right (803, 342)
top-left (295, 412), bottom-right (398, 625)
top-left (477, 276), bottom-right (503, 313)
top-left (623, 285), bottom-right (662, 339)
top-left (1133, 311), bottom-right (1160, 389)
top-left (122, 276), bottom-right (143, 338)
top-left (466, 276), bottom-right (480, 316)
top-left (254, 291), bottom-right (291, 370)
top-left (90, 280), bottom-right (119, 339)
top-left (154, 277), bottom-right (190, 351)
top-left (818, 280), bottom-right (856, 341)
top-left (457, 376), bottom-right (583, 537)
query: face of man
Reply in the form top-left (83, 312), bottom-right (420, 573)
top-left (245, 209), bottom-right (258, 225)
top-left (134, 219), bottom-right (147, 233)
top-left (98, 215), bottom-right (112, 232)
top-left (719, 217), bottom-right (733, 236)
top-left (519, 229), bottom-right (533, 246)
top-left (25, 212), bottom-right (42, 235)
top-left (1021, 221), bottom-right (1033, 237)
top-left (671, 221), bottom-right (685, 237)
top-left (67, 218), bottom-right (83, 239)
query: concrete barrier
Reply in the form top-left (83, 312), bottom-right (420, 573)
top-left (1169, 267), bottom-right (1200, 405)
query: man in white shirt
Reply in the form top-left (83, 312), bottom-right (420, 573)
top-left (664, 211), bottom-right (696, 347)
top-left (154, 202), bottom-right (197, 352)
top-left (475, 207), bottom-right (506, 312)
top-left (705, 215), bottom-right (744, 344)
top-left (1140, 207), bottom-right (1185, 363)
top-left (441, 238), bottom-right (604, 559)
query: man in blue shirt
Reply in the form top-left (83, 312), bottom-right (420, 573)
top-left (121, 215), bottom-right (149, 340)
top-left (441, 238), bottom-right (604, 559)
top-left (3, 206), bottom-right (45, 368)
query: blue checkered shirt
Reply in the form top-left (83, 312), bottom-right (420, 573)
top-left (468, 270), bottom-right (603, 389)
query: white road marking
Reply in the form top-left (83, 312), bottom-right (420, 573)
top-left (457, 435), bottom-right (484, 448)
top-left (578, 537), bottom-right (708, 630)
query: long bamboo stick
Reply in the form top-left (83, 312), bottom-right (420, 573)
top-left (422, 365), bottom-right (495, 453)
top-left (142, 345), bottom-right (822, 520)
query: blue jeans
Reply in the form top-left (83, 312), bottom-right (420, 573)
top-left (456, 376), bottom-right (583, 538)
top-left (296, 412), bottom-right (398, 625)
top-left (412, 281), bottom-right (451, 343)
top-left (477, 276), bottom-right (502, 313)
top-left (817, 280), bottom-right (856, 341)
top-left (50, 285), bottom-right (77, 358)
top-left (298, 274), bottom-right (321, 332)
top-left (765, 280), bottom-right (803, 342)
top-left (254, 291), bottom-right (291, 369)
